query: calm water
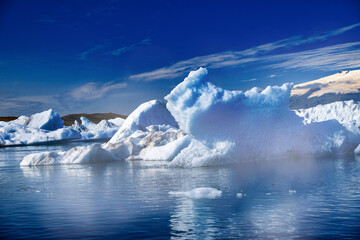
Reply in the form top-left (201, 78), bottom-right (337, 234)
top-left (1, 143), bottom-right (360, 239)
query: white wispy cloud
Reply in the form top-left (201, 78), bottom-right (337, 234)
top-left (264, 42), bottom-right (360, 71)
top-left (78, 45), bottom-right (104, 60)
top-left (268, 74), bottom-right (276, 78)
top-left (239, 78), bottom-right (257, 82)
top-left (65, 81), bottom-right (127, 102)
top-left (109, 38), bottom-right (151, 56)
top-left (0, 95), bottom-right (63, 116)
top-left (129, 23), bottom-right (360, 81)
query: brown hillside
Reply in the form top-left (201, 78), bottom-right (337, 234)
top-left (0, 116), bottom-right (18, 122)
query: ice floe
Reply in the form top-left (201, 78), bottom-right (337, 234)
top-left (169, 187), bottom-right (222, 199)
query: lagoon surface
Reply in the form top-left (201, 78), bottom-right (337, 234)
top-left (1, 142), bottom-right (360, 239)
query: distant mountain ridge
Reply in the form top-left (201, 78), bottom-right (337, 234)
top-left (290, 70), bottom-right (360, 109)
top-left (0, 116), bottom-right (17, 122)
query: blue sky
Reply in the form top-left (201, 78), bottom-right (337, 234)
top-left (0, 0), bottom-right (359, 116)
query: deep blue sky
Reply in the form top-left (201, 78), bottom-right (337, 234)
top-left (0, 0), bottom-right (359, 116)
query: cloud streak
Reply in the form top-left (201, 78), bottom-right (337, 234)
top-left (0, 80), bottom-right (128, 115)
top-left (109, 38), bottom-right (151, 56)
top-left (65, 81), bottom-right (127, 102)
top-left (239, 78), bottom-right (257, 82)
top-left (78, 45), bottom-right (104, 60)
top-left (264, 42), bottom-right (360, 71)
top-left (129, 23), bottom-right (360, 81)
top-left (0, 95), bottom-right (63, 116)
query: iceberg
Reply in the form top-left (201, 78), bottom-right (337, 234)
top-left (0, 109), bottom-right (78, 146)
top-left (108, 100), bottom-right (178, 144)
top-left (20, 102), bottom-right (189, 165)
top-left (10, 115), bottom-right (30, 125)
top-left (0, 121), bottom-right (81, 146)
top-left (70, 117), bottom-right (121, 140)
top-left (20, 68), bottom-right (360, 166)
top-left (0, 109), bottom-right (125, 146)
top-left (108, 117), bottom-right (125, 126)
top-left (24, 109), bottom-right (64, 130)
top-left (169, 187), bottom-right (222, 199)
top-left (21, 144), bottom-right (114, 165)
top-left (165, 68), bottom-right (359, 166)
top-left (294, 100), bottom-right (360, 134)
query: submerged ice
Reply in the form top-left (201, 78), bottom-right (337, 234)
top-left (20, 68), bottom-right (360, 167)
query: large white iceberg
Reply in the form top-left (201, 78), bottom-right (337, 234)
top-left (165, 68), bottom-right (358, 166)
top-left (20, 68), bottom-right (360, 167)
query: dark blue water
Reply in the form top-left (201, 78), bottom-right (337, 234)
top-left (1, 143), bottom-right (360, 239)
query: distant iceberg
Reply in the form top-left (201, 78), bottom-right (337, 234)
top-left (0, 121), bottom-right (81, 146)
top-left (1, 109), bottom-right (124, 146)
top-left (20, 68), bottom-right (360, 166)
top-left (71, 116), bottom-right (121, 140)
top-left (11, 109), bottom-right (63, 131)
top-left (294, 100), bottom-right (360, 134)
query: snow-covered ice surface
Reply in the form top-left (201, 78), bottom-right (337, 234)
top-left (20, 143), bottom-right (114, 166)
top-left (24, 109), bottom-right (64, 130)
top-left (294, 100), bottom-right (360, 133)
top-left (165, 68), bottom-right (359, 166)
top-left (70, 117), bottom-right (121, 140)
top-left (108, 117), bottom-right (125, 126)
top-left (20, 68), bottom-right (360, 166)
top-left (10, 115), bottom-right (30, 125)
top-left (8, 109), bottom-right (63, 131)
top-left (108, 100), bottom-right (178, 143)
top-left (21, 122), bottom-right (189, 165)
top-left (169, 187), bottom-right (222, 199)
top-left (291, 70), bottom-right (360, 98)
top-left (290, 70), bottom-right (360, 109)
top-left (19, 99), bottom-right (188, 165)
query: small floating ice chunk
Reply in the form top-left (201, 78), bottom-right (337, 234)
top-left (265, 193), bottom-right (272, 195)
top-left (169, 187), bottom-right (222, 199)
top-left (236, 193), bottom-right (246, 198)
top-left (289, 190), bottom-right (297, 194)
top-left (354, 144), bottom-right (360, 155)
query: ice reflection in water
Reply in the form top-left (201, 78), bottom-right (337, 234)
top-left (0, 143), bottom-right (360, 239)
